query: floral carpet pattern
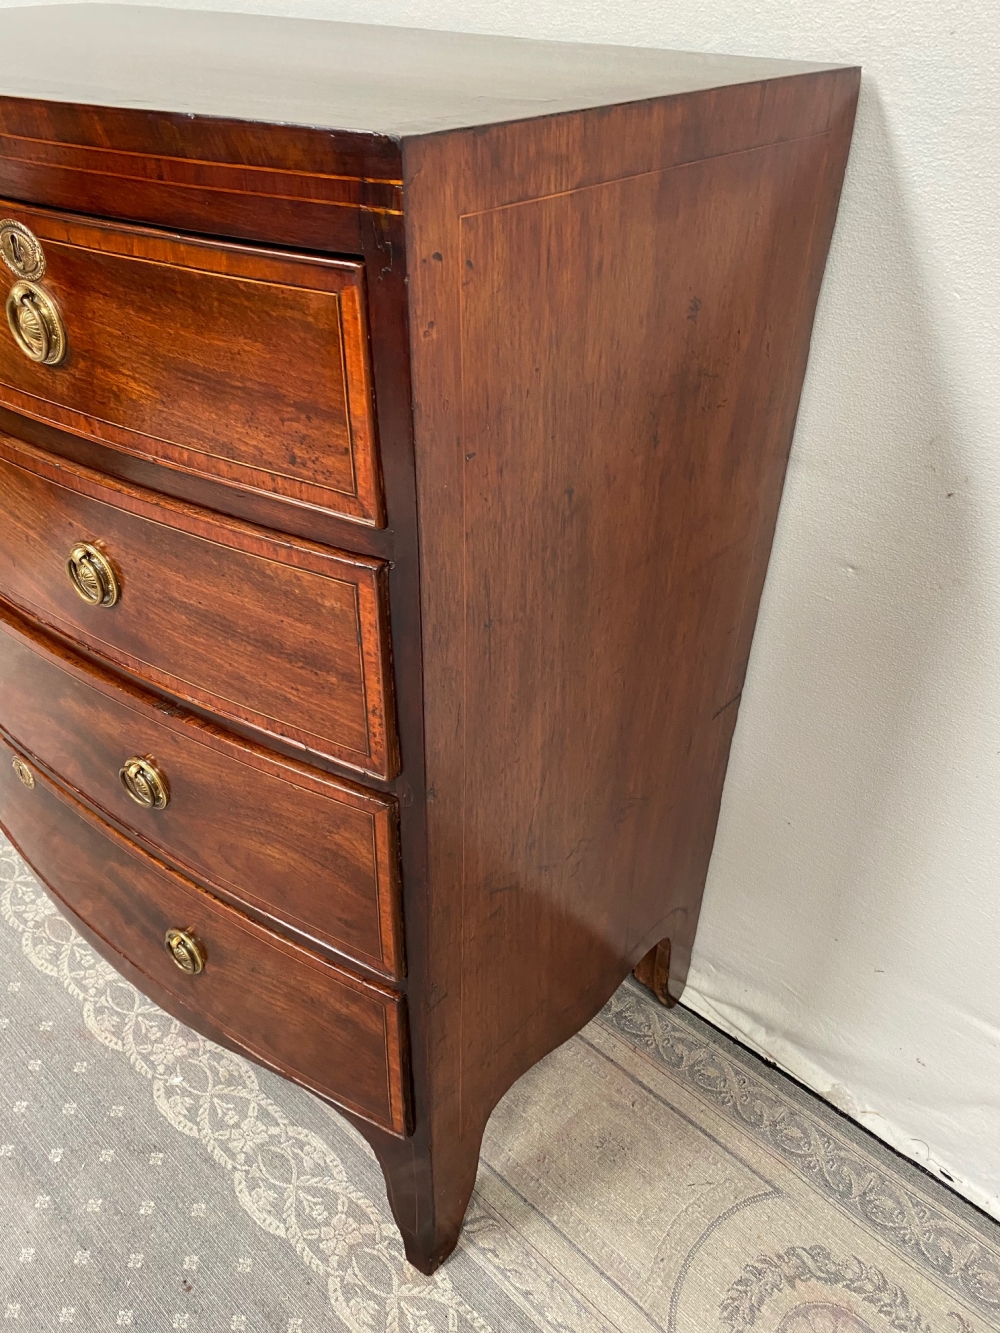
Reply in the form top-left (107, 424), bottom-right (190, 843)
top-left (2, 833), bottom-right (998, 1332)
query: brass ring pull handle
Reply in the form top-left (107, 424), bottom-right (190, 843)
top-left (66, 542), bottom-right (120, 607)
top-left (165, 928), bottom-right (205, 975)
top-left (6, 281), bottom-right (66, 365)
top-left (120, 756), bottom-right (170, 810)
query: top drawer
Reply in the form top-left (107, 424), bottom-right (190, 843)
top-left (0, 202), bottom-right (384, 526)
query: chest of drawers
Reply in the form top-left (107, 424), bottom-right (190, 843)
top-left (0, 5), bottom-right (858, 1272)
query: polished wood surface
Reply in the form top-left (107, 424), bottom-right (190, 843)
top-left (399, 65), bottom-right (860, 1269)
top-left (0, 603), bottom-right (403, 977)
top-left (0, 95), bottom-right (398, 259)
top-left (0, 6), bottom-right (836, 135)
top-left (0, 199), bottom-right (384, 526)
top-left (0, 8), bottom-right (859, 1275)
top-left (0, 735), bottom-right (410, 1135)
top-left (0, 434), bottom-right (398, 779)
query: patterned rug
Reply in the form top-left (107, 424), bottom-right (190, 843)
top-left (2, 834), bottom-right (999, 1333)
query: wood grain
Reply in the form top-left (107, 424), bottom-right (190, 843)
top-left (0, 95), bottom-right (402, 258)
top-left (0, 434), bottom-right (398, 779)
top-left (0, 734), bottom-right (410, 1136)
top-left (0, 603), bottom-right (403, 977)
top-left (0, 21), bottom-right (860, 1274)
top-left (0, 7), bottom-right (842, 137)
top-left (0, 404), bottom-right (393, 557)
top-left (396, 66), bottom-right (861, 1269)
top-left (0, 199), bottom-right (384, 525)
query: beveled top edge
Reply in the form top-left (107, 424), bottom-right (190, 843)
top-left (0, 5), bottom-right (848, 138)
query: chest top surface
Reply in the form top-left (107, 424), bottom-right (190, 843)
top-left (0, 4), bottom-right (839, 136)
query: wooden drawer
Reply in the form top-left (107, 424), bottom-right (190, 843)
top-left (0, 435), bottom-right (397, 779)
top-left (0, 605), bottom-right (403, 978)
top-left (0, 736), bottom-right (410, 1136)
top-left (0, 201), bottom-right (384, 526)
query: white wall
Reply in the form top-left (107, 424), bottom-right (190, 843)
top-left (6, 0), bottom-right (1000, 1220)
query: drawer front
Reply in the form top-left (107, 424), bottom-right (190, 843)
top-left (0, 739), bottom-right (410, 1136)
top-left (0, 436), bottom-right (398, 779)
top-left (0, 606), bottom-right (403, 978)
top-left (0, 201), bottom-right (383, 526)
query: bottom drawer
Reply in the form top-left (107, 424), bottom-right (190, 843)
top-left (0, 738), bottom-right (410, 1136)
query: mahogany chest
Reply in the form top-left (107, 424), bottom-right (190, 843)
top-left (0, 4), bottom-right (858, 1271)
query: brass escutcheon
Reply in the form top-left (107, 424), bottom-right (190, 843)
top-left (66, 542), bottom-right (120, 607)
top-left (0, 219), bottom-right (46, 281)
top-left (11, 756), bottom-right (34, 788)
top-left (164, 928), bottom-right (205, 975)
top-left (6, 281), bottom-right (66, 365)
top-left (120, 756), bottom-right (169, 810)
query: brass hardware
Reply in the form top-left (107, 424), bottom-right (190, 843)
top-left (119, 757), bottom-right (170, 805)
top-left (2, 221), bottom-right (64, 366)
top-left (164, 928), bottom-right (205, 975)
top-left (120, 757), bottom-right (170, 810)
top-left (11, 756), bottom-right (34, 788)
top-left (6, 281), bottom-right (66, 365)
top-left (0, 220), bottom-right (46, 281)
top-left (66, 542), bottom-right (120, 607)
